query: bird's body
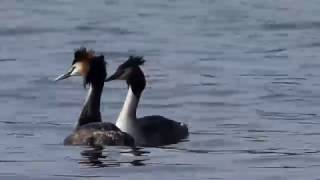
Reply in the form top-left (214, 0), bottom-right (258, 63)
top-left (64, 122), bottom-right (134, 146)
top-left (137, 115), bottom-right (188, 146)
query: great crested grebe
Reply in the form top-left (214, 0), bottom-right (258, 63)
top-left (105, 56), bottom-right (189, 146)
top-left (55, 48), bottom-right (134, 147)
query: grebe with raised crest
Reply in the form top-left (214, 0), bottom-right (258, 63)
top-left (55, 48), bottom-right (134, 147)
top-left (106, 56), bottom-right (189, 146)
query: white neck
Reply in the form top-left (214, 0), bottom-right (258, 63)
top-left (116, 86), bottom-right (139, 127)
top-left (116, 86), bottom-right (143, 142)
top-left (84, 85), bottom-right (93, 105)
top-left (117, 86), bottom-right (139, 120)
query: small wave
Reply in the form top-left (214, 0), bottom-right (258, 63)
top-left (0, 120), bottom-right (27, 125)
top-left (188, 101), bottom-right (242, 107)
top-left (271, 81), bottom-right (300, 85)
top-left (252, 166), bottom-right (304, 169)
top-left (262, 21), bottom-right (320, 31)
top-left (0, 58), bottom-right (16, 62)
top-left (256, 110), bottom-right (317, 121)
top-left (246, 48), bottom-right (287, 54)
top-left (75, 25), bottom-right (134, 35)
top-left (200, 74), bottom-right (216, 78)
top-left (0, 27), bottom-right (62, 36)
top-left (240, 73), bottom-right (288, 77)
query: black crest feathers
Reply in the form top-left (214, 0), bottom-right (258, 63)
top-left (73, 47), bottom-right (95, 64)
top-left (119, 56), bottom-right (145, 70)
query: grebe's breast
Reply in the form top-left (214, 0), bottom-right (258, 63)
top-left (116, 118), bottom-right (145, 145)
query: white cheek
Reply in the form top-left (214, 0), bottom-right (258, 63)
top-left (119, 69), bottom-right (131, 79)
top-left (70, 66), bottom-right (81, 76)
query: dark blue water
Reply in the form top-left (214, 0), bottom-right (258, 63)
top-left (1, 0), bottom-right (320, 179)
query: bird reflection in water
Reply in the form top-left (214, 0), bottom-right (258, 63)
top-left (79, 146), bottom-right (149, 168)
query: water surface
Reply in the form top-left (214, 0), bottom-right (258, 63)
top-left (1, 0), bottom-right (320, 179)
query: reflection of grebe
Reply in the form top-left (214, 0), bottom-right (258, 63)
top-left (55, 48), bottom-right (134, 147)
top-left (80, 147), bottom-right (148, 167)
top-left (106, 56), bottom-right (189, 146)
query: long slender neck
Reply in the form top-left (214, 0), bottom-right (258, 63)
top-left (77, 81), bottom-right (104, 128)
top-left (117, 86), bottom-right (140, 122)
top-left (116, 68), bottom-right (146, 124)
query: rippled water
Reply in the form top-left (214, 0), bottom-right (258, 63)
top-left (1, 0), bottom-right (320, 179)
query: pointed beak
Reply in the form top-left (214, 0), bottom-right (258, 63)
top-left (54, 67), bottom-right (75, 81)
top-left (105, 74), bottom-right (117, 82)
top-left (105, 70), bottom-right (124, 82)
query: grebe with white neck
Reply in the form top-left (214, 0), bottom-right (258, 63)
top-left (106, 56), bottom-right (189, 146)
top-left (55, 47), bottom-right (134, 147)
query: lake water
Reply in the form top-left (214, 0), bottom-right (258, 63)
top-left (1, 0), bottom-right (320, 179)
